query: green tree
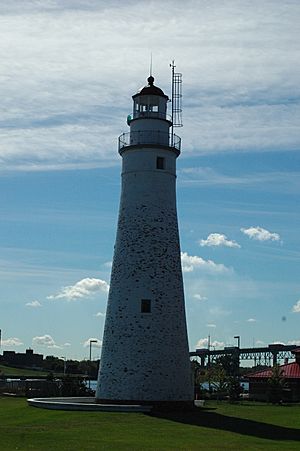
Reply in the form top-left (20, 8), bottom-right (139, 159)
top-left (227, 376), bottom-right (242, 402)
top-left (267, 364), bottom-right (286, 404)
top-left (60, 375), bottom-right (90, 397)
top-left (215, 353), bottom-right (239, 377)
top-left (214, 353), bottom-right (241, 401)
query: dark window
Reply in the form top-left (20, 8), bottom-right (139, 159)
top-left (141, 299), bottom-right (151, 313)
top-left (156, 157), bottom-right (165, 170)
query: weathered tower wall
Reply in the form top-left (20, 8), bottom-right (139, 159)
top-left (96, 76), bottom-right (193, 407)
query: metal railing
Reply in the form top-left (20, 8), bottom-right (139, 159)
top-left (118, 131), bottom-right (181, 152)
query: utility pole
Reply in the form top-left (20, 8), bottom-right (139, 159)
top-left (208, 335), bottom-right (211, 393)
top-left (89, 339), bottom-right (97, 389)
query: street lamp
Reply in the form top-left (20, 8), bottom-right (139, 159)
top-left (207, 335), bottom-right (211, 393)
top-left (234, 336), bottom-right (240, 348)
top-left (233, 336), bottom-right (240, 376)
top-left (61, 356), bottom-right (66, 375)
top-left (89, 340), bottom-right (97, 389)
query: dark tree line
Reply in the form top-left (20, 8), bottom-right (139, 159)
top-left (43, 356), bottom-right (99, 378)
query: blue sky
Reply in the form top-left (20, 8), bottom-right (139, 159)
top-left (0, 0), bottom-right (299, 360)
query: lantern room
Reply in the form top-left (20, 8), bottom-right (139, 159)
top-left (119, 73), bottom-right (181, 154)
top-left (131, 76), bottom-right (170, 122)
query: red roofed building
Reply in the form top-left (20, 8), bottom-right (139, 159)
top-left (247, 349), bottom-right (300, 402)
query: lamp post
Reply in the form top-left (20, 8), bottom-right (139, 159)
top-left (234, 336), bottom-right (240, 348)
top-left (207, 335), bottom-right (211, 393)
top-left (61, 356), bottom-right (66, 375)
top-left (89, 340), bottom-right (97, 389)
top-left (233, 336), bottom-right (240, 376)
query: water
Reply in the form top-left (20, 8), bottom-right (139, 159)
top-left (200, 381), bottom-right (249, 391)
top-left (87, 380), bottom-right (97, 391)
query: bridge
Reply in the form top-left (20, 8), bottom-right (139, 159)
top-left (190, 344), bottom-right (298, 367)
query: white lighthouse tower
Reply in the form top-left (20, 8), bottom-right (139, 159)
top-left (96, 68), bottom-right (193, 408)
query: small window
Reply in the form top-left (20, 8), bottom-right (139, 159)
top-left (156, 157), bottom-right (165, 170)
top-left (152, 105), bottom-right (158, 112)
top-left (141, 299), bottom-right (151, 313)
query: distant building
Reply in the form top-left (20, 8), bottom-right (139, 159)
top-left (1, 348), bottom-right (43, 368)
top-left (247, 349), bottom-right (300, 402)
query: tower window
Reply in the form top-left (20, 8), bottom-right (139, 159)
top-left (141, 299), bottom-right (151, 313)
top-left (156, 157), bottom-right (165, 170)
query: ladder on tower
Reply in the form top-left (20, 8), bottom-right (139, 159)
top-left (171, 61), bottom-right (183, 128)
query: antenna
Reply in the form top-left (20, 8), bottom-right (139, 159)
top-left (150, 52), bottom-right (153, 77)
top-left (170, 60), bottom-right (183, 130)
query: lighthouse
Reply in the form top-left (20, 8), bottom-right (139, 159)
top-left (96, 69), bottom-right (193, 408)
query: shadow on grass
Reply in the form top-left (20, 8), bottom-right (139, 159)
top-left (148, 408), bottom-right (300, 441)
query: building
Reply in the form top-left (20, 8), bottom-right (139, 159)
top-left (1, 349), bottom-right (43, 368)
top-left (247, 349), bottom-right (300, 402)
top-left (96, 71), bottom-right (193, 408)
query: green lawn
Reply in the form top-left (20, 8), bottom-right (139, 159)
top-left (0, 364), bottom-right (52, 377)
top-left (0, 397), bottom-right (299, 450)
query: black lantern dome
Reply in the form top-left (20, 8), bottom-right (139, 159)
top-left (133, 76), bottom-right (168, 99)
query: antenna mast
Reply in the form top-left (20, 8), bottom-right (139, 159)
top-left (170, 60), bottom-right (183, 137)
top-left (150, 52), bottom-right (153, 76)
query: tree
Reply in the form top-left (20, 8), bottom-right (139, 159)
top-left (215, 353), bottom-right (239, 377)
top-left (60, 375), bottom-right (91, 397)
top-left (267, 364), bottom-right (286, 404)
top-left (214, 353), bottom-right (241, 401)
top-left (227, 376), bottom-right (242, 402)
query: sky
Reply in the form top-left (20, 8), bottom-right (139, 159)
top-left (0, 0), bottom-right (299, 362)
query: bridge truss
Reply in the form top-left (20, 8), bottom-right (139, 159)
top-left (190, 344), bottom-right (298, 367)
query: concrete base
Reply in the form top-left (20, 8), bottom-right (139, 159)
top-left (96, 398), bottom-right (195, 411)
top-left (27, 397), bottom-right (152, 412)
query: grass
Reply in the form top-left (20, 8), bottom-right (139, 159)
top-left (0, 397), bottom-right (299, 450)
top-left (0, 364), bottom-right (52, 377)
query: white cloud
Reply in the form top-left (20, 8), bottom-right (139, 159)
top-left (196, 338), bottom-right (224, 349)
top-left (2, 337), bottom-right (23, 347)
top-left (196, 338), bottom-right (209, 349)
top-left (247, 318), bottom-right (257, 322)
top-left (193, 294), bottom-right (208, 302)
top-left (95, 311), bottom-right (105, 317)
top-left (83, 338), bottom-right (102, 348)
top-left (179, 167), bottom-right (300, 195)
top-left (47, 277), bottom-right (109, 301)
top-left (241, 226), bottom-right (280, 242)
top-left (211, 340), bottom-right (225, 349)
top-left (206, 324), bottom-right (216, 328)
top-left (0, 1), bottom-right (299, 171)
top-left (199, 233), bottom-right (240, 248)
top-left (63, 342), bottom-right (71, 347)
top-left (32, 334), bottom-right (61, 349)
top-left (292, 300), bottom-right (300, 313)
top-left (26, 300), bottom-right (42, 308)
top-left (181, 251), bottom-right (230, 273)
top-left (103, 261), bottom-right (112, 268)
